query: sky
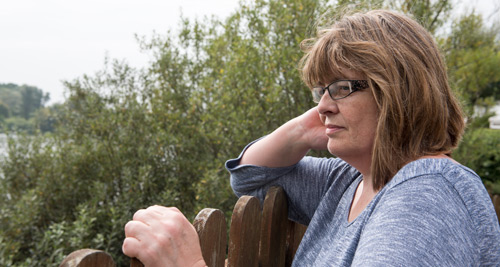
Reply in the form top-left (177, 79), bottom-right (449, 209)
top-left (0, 0), bottom-right (498, 105)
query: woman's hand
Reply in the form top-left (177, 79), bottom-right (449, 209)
top-left (294, 107), bottom-right (328, 151)
top-left (122, 205), bottom-right (206, 267)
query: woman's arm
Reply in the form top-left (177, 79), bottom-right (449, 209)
top-left (240, 107), bottom-right (328, 167)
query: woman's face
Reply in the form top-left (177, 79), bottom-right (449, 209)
top-left (317, 69), bottom-right (379, 169)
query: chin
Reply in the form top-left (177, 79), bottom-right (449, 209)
top-left (327, 145), bottom-right (341, 158)
top-left (327, 141), bottom-right (352, 159)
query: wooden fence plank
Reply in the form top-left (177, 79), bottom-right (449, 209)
top-left (259, 186), bottom-right (288, 267)
top-left (193, 208), bottom-right (227, 267)
top-left (285, 221), bottom-right (307, 267)
top-left (227, 196), bottom-right (262, 267)
top-left (130, 258), bottom-right (144, 267)
top-left (59, 249), bottom-right (115, 267)
top-left (493, 195), bottom-right (500, 223)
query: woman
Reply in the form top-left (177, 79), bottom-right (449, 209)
top-left (123, 10), bottom-right (500, 266)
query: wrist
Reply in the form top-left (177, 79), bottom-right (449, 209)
top-left (285, 117), bottom-right (313, 153)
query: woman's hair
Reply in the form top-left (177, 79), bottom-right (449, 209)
top-left (300, 9), bottom-right (465, 190)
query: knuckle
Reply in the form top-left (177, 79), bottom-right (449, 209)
top-left (164, 220), bottom-right (182, 236)
top-left (133, 208), bottom-right (147, 220)
top-left (169, 206), bottom-right (181, 213)
top-left (155, 233), bottom-right (173, 249)
top-left (124, 221), bottom-right (135, 234)
top-left (169, 210), bottom-right (185, 222)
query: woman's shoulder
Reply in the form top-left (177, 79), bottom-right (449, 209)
top-left (388, 158), bottom-right (482, 190)
top-left (386, 158), bottom-right (487, 208)
top-left (371, 158), bottom-right (500, 263)
top-left (381, 158), bottom-right (497, 233)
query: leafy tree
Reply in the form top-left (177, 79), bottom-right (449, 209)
top-left (454, 128), bottom-right (500, 191)
top-left (440, 12), bottom-right (500, 118)
top-left (3, 117), bottom-right (34, 133)
top-left (0, 83), bottom-right (50, 132)
top-left (0, 84), bottom-right (22, 117)
top-left (20, 85), bottom-right (49, 120)
top-left (0, 0), bottom-right (499, 266)
top-left (0, 102), bottom-right (9, 121)
top-left (33, 104), bottom-right (62, 133)
top-left (388, 0), bottom-right (452, 34)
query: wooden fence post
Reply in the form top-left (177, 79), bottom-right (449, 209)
top-left (227, 196), bottom-right (262, 267)
top-left (493, 195), bottom-right (500, 223)
top-left (259, 186), bottom-right (288, 267)
top-left (193, 208), bottom-right (227, 267)
top-left (285, 220), bottom-right (307, 266)
top-left (59, 249), bottom-right (115, 267)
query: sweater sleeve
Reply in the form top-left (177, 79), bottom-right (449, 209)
top-left (352, 174), bottom-right (481, 266)
top-left (225, 140), bottom-right (359, 225)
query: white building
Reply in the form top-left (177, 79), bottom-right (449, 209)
top-left (488, 102), bottom-right (500, 129)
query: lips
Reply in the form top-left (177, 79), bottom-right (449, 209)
top-left (325, 124), bottom-right (345, 135)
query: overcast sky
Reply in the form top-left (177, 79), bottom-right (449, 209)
top-left (0, 0), bottom-right (498, 105)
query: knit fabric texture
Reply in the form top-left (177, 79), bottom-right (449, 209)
top-left (226, 143), bottom-right (500, 266)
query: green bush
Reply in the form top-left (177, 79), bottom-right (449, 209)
top-left (3, 117), bottom-right (35, 134)
top-left (0, 0), bottom-right (498, 266)
top-left (0, 1), bottom-right (325, 265)
top-left (454, 128), bottom-right (500, 193)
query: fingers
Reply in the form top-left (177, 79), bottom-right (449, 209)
top-left (123, 219), bottom-right (151, 259)
top-left (123, 205), bottom-right (196, 264)
top-left (122, 236), bottom-right (141, 258)
top-left (124, 220), bottom-right (148, 239)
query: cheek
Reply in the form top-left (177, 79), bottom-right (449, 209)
top-left (348, 112), bottom-right (378, 145)
top-left (361, 116), bottom-right (378, 149)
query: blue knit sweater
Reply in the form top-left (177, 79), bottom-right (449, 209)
top-left (226, 144), bottom-right (500, 266)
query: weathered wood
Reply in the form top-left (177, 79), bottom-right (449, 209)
top-left (227, 196), bottom-right (262, 267)
top-left (259, 186), bottom-right (289, 267)
top-left (60, 188), bottom-right (500, 267)
top-left (63, 187), bottom-right (312, 267)
top-left (130, 258), bottom-right (144, 267)
top-left (285, 220), bottom-right (307, 267)
top-left (193, 208), bottom-right (227, 267)
top-left (493, 195), bottom-right (500, 223)
top-left (59, 249), bottom-right (115, 267)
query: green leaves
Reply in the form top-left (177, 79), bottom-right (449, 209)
top-left (1, 0), bottom-right (499, 265)
top-left (440, 12), bottom-right (500, 117)
top-left (454, 128), bottom-right (500, 191)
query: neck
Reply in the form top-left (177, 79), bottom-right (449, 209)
top-left (346, 158), bottom-right (377, 195)
top-left (360, 173), bottom-right (376, 193)
top-left (348, 172), bottom-right (378, 222)
top-left (341, 155), bottom-right (372, 182)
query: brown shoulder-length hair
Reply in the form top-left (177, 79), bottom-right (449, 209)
top-left (300, 10), bottom-right (465, 190)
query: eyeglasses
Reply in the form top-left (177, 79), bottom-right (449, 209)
top-left (312, 80), bottom-right (369, 103)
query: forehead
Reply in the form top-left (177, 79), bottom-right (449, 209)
top-left (320, 67), bottom-right (364, 85)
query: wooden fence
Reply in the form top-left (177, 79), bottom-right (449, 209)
top-left (60, 186), bottom-right (307, 267)
top-left (60, 188), bottom-right (500, 267)
top-left (489, 192), bottom-right (500, 224)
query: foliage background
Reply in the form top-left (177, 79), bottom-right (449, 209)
top-left (0, 83), bottom-right (51, 133)
top-left (0, 0), bottom-right (499, 266)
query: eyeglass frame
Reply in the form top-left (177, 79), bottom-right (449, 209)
top-left (312, 80), bottom-right (369, 103)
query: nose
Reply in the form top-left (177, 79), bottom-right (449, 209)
top-left (316, 93), bottom-right (339, 115)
